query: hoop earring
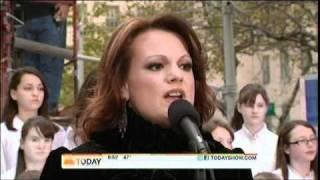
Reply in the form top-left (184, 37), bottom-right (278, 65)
top-left (118, 102), bottom-right (128, 139)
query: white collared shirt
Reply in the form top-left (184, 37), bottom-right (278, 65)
top-left (52, 122), bottom-right (67, 150)
top-left (232, 123), bottom-right (278, 176)
top-left (273, 165), bottom-right (315, 180)
top-left (0, 115), bottom-right (66, 174)
top-left (1, 116), bottom-right (24, 174)
top-left (63, 126), bottom-right (83, 150)
top-left (0, 168), bottom-right (16, 180)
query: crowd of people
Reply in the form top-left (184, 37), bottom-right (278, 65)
top-left (1, 11), bottom-right (317, 180)
top-left (14, 0), bottom-right (71, 115)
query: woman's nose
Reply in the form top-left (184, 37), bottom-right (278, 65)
top-left (37, 141), bottom-right (46, 149)
top-left (32, 88), bottom-right (40, 96)
top-left (166, 66), bottom-right (184, 83)
top-left (38, 142), bottom-right (45, 149)
top-left (252, 105), bottom-right (258, 113)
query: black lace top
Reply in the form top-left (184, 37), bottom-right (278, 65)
top-left (40, 107), bottom-right (253, 180)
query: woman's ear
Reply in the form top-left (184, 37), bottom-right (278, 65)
top-left (284, 144), bottom-right (290, 155)
top-left (10, 89), bottom-right (17, 101)
top-left (20, 139), bottom-right (25, 150)
top-left (121, 83), bottom-right (129, 101)
top-left (237, 103), bottom-right (241, 113)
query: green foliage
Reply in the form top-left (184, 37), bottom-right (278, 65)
top-left (60, 64), bottom-right (75, 107)
top-left (59, 1), bottom-right (318, 107)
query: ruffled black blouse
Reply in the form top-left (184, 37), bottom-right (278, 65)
top-left (40, 107), bottom-right (253, 180)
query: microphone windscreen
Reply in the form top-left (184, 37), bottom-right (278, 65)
top-left (168, 99), bottom-right (201, 132)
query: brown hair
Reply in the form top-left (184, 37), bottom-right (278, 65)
top-left (81, 14), bottom-right (215, 140)
top-left (203, 119), bottom-right (234, 141)
top-left (16, 170), bottom-right (41, 180)
top-left (275, 120), bottom-right (318, 180)
top-left (15, 116), bottom-right (58, 178)
top-left (253, 171), bottom-right (281, 180)
top-left (230, 83), bottom-right (269, 131)
top-left (73, 70), bottom-right (98, 143)
top-left (2, 67), bottom-right (49, 131)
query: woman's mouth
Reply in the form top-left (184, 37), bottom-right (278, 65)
top-left (164, 89), bottom-right (185, 99)
top-left (306, 150), bottom-right (316, 155)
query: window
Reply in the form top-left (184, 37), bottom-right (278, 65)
top-left (77, 3), bottom-right (88, 23)
top-left (105, 5), bottom-right (120, 30)
top-left (280, 49), bottom-right (291, 82)
top-left (305, 74), bottom-right (318, 125)
top-left (262, 55), bottom-right (270, 84)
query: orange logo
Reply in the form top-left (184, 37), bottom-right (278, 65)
top-left (63, 157), bottom-right (75, 166)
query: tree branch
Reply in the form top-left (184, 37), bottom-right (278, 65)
top-left (278, 50), bottom-right (314, 127)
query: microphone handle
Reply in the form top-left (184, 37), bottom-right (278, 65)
top-left (180, 118), bottom-right (216, 180)
top-left (181, 117), bottom-right (211, 153)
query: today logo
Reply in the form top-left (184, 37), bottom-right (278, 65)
top-left (62, 155), bottom-right (102, 168)
top-left (77, 158), bottom-right (102, 167)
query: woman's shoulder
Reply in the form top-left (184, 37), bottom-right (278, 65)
top-left (1, 122), bottom-right (18, 141)
top-left (40, 147), bottom-right (71, 179)
top-left (0, 122), bottom-right (7, 130)
top-left (71, 141), bottom-right (106, 153)
top-left (45, 147), bottom-right (71, 162)
top-left (1, 168), bottom-right (16, 180)
top-left (233, 128), bottom-right (245, 137)
top-left (0, 123), bottom-right (7, 138)
top-left (264, 127), bottom-right (278, 136)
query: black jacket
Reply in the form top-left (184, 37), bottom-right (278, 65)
top-left (41, 107), bottom-right (253, 180)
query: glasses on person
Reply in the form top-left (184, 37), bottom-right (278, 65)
top-left (289, 137), bottom-right (318, 146)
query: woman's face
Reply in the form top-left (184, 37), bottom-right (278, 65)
top-left (20, 127), bottom-right (53, 164)
top-left (238, 94), bottom-right (268, 127)
top-left (10, 74), bottom-right (45, 114)
top-left (285, 125), bottom-right (318, 164)
top-left (211, 126), bottom-right (233, 149)
top-left (122, 29), bottom-right (195, 127)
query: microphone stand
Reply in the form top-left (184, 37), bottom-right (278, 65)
top-left (189, 140), bottom-right (216, 180)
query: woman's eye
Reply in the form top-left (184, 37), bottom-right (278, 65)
top-left (180, 63), bottom-right (193, 71)
top-left (44, 138), bottom-right (52, 143)
top-left (147, 63), bottom-right (163, 71)
top-left (23, 87), bottom-right (32, 91)
top-left (31, 138), bottom-right (39, 142)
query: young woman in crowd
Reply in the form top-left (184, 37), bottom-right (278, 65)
top-left (1, 116), bottom-right (58, 179)
top-left (231, 83), bottom-right (278, 176)
top-left (202, 101), bottom-right (233, 149)
top-left (41, 14), bottom-right (253, 180)
top-left (273, 120), bottom-right (318, 180)
top-left (0, 67), bottom-right (65, 175)
top-left (63, 70), bottom-right (97, 150)
top-left (203, 119), bottom-right (234, 149)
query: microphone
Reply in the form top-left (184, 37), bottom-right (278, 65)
top-left (168, 99), bottom-right (210, 153)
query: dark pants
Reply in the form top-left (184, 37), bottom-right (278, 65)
top-left (18, 15), bottom-right (65, 113)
